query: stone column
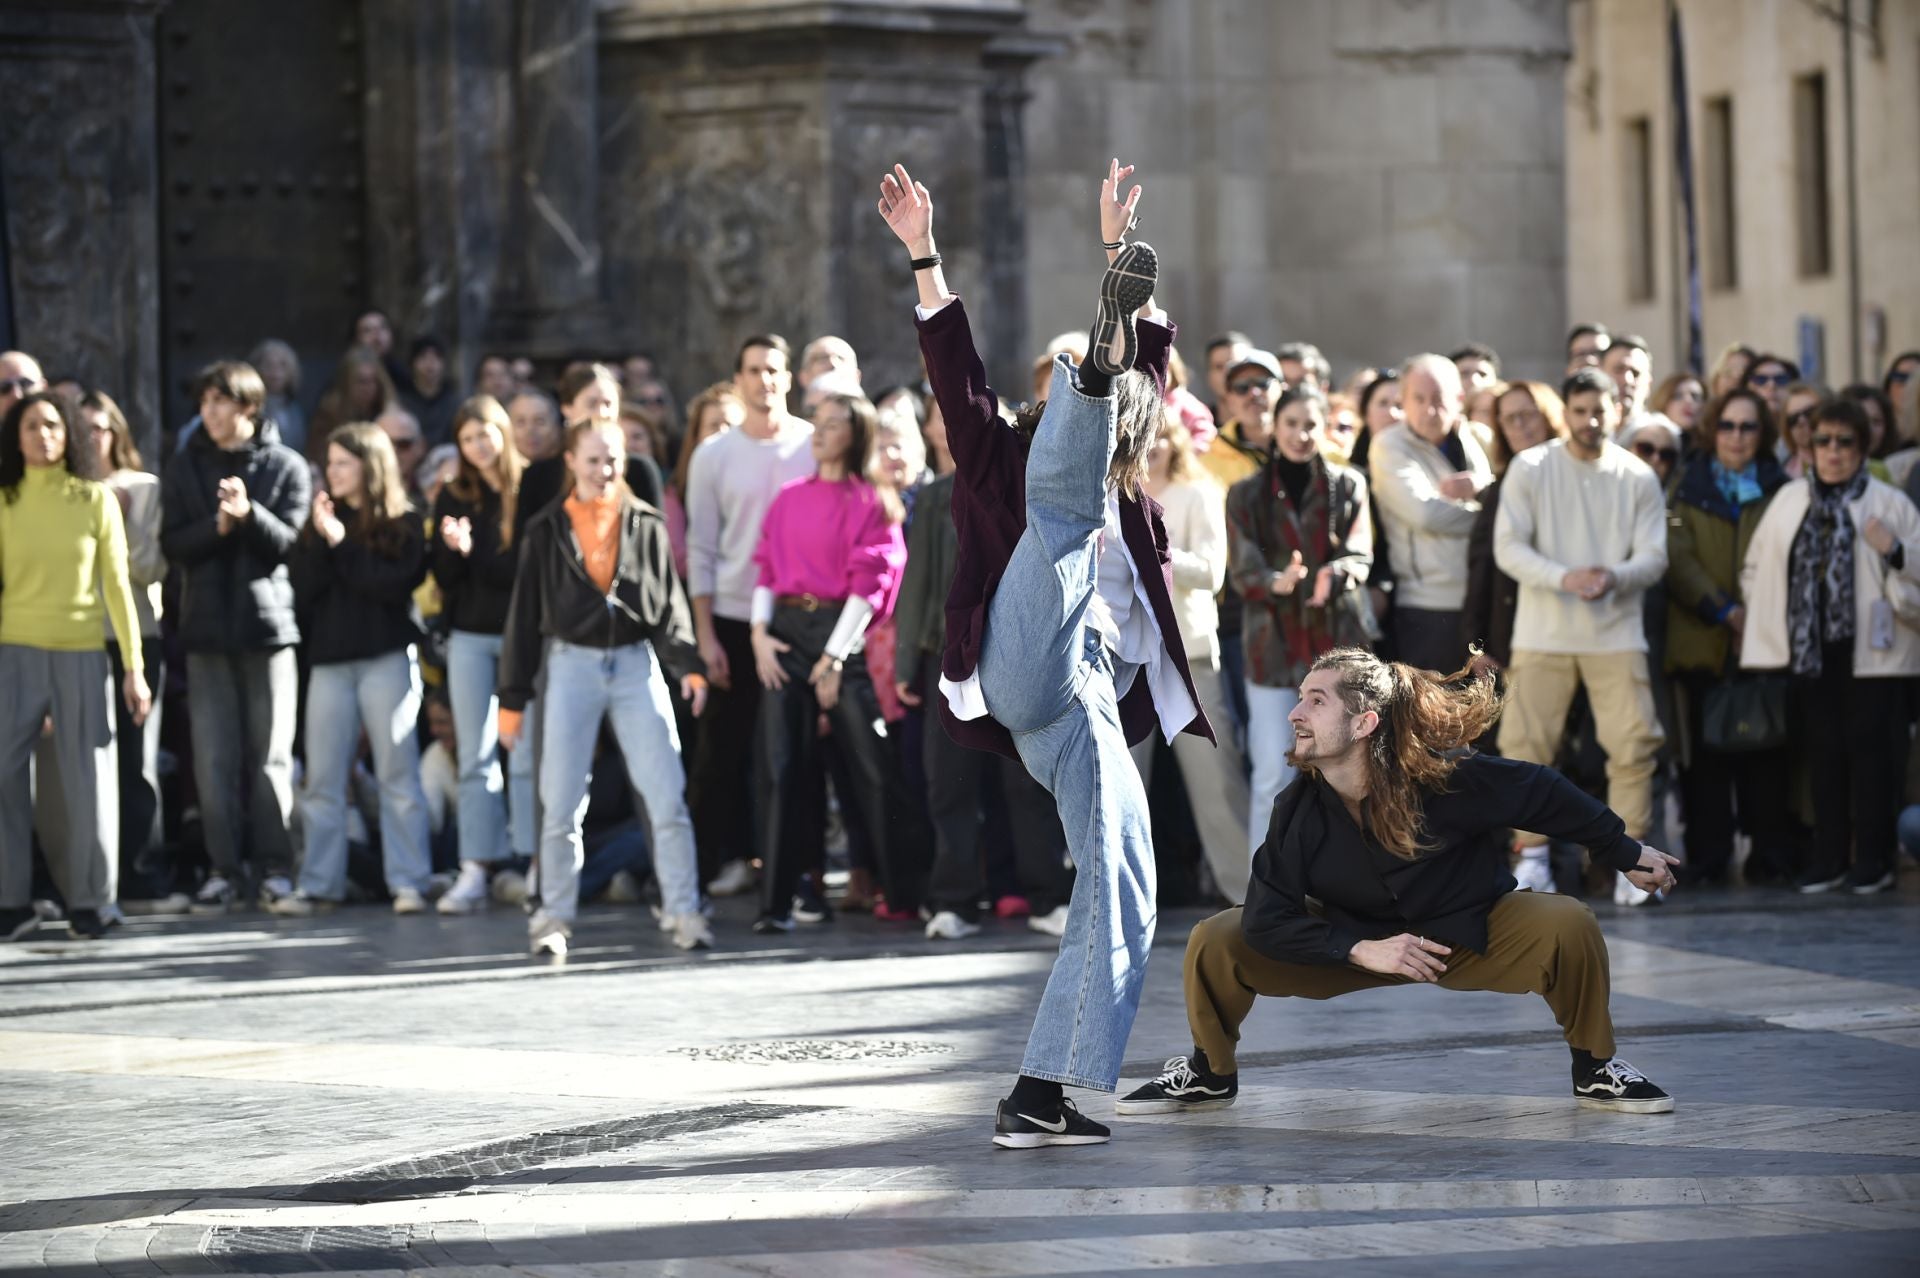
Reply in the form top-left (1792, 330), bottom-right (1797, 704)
top-left (597, 0), bottom-right (1047, 397)
top-left (0, 0), bottom-right (165, 458)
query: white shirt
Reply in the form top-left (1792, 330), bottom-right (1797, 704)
top-left (684, 421), bottom-right (816, 622)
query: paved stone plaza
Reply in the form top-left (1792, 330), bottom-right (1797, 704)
top-left (2, 881), bottom-right (1917, 1276)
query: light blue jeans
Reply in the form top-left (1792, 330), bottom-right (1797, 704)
top-left (536, 639), bottom-right (698, 923)
top-left (1245, 682), bottom-right (1300, 856)
top-left (446, 629), bottom-right (535, 862)
top-left (300, 648), bottom-right (433, 899)
top-left (977, 354), bottom-right (1157, 1092)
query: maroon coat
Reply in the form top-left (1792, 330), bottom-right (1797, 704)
top-left (916, 297), bottom-right (1215, 760)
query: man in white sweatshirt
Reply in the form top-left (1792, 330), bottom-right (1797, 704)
top-left (1493, 366), bottom-right (1670, 905)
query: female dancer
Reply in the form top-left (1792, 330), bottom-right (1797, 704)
top-left (497, 418), bottom-right (709, 955)
top-left (879, 158), bottom-right (1212, 1148)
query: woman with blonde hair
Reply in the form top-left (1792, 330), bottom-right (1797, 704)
top-left (1708, 343), bottom-right (1755, 400)
top-left (1648, 371), bottom-right (1706, 440)
top-left (430, 395), bottom-right (532, 913)
top-left (1132, 408), bottom-right (1251, 901)
top-left (307, 348), bottom-right (396, 466)
top-left (276, 423), bottom-right (433, 916)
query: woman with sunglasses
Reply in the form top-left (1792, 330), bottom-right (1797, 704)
top-left (1742, 354), bottom-right (1800, 420)
top-left (1664, 389), bottom-right (1793, 885)
top-left (1618, 414), bottom-right (1683, 491)
top-left (1777, 382), bottom-right (1827, 480)
top-left (1740, 398), bottom-right (1920, 895)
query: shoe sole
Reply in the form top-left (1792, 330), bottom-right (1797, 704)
top-left (1577, 1096), bottom-right (1676, 1114)
top-left (1086, 242), bottom-right (1159, 376)
top-left (1112, 1096), bottom-right (1237, 1116)
top-left (1849, 879), bottom-right (1894, 895)
top-left (991, 1132), bottom-right (1111, 1149)
top-left (436, 898), bottom-right (487, 915)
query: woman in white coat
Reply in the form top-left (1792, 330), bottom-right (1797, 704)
top-left (1129, 410), bottom-right (1252, 902)
top-left (1741, 397), bottom-right (1920, 895)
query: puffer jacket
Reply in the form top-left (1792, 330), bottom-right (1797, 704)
top-left (1664, 453), bottom-right (1786, 675)
top-left (159, 418), bottom-right (311, 653)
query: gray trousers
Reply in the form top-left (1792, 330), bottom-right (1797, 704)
top-left (186, 649), bottom-right (299, 882)
top-left (0, 645), bottom-right (116, 911)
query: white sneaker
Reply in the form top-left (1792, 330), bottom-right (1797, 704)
top-left (98, 902), bottom-right (125, 928)
top-left (925, 910), bottom-right (981, 941)
top-left (529, 910), bottom-right (570, 956)
top-left (258, 875), bottom-right (295, 907)
top-left (1613, 872), bottom-right (1656, 907)
top-left (670, 913), bottom-right (715, 951)
top-left (392, 887), bottom-right (428, 915)
top-left (707, 859), bottom-right (756, 897)
top-left (1028, 905), bottom-right (1070, 938)
top-left (1512, 852), bottom-right (1556, 893)
top-left (267, 890), bottom-right (328, 917)
top-left (491, 868), bottom-right (529, 906)
top-left (191, 875), bottom-right (236, 914)
top-left (436, 862), bottom-right (491, 915)
top-left (603, 870), bottom-right (644, 904)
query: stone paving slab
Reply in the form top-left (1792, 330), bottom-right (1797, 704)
top-left (1, 885), bottom-right (1916, 1274)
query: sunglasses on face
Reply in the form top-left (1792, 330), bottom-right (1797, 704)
top-left (1891, 369), bottom-right (1914, 386)
top-left (1787, 408), bottom-right (1816, 427)
top-left (1716, 419), bottom-right (1761, 435)
top-left (1229, 377), bottom-right (1275, 395)
top-left (0, 377), bottom-right (39, 397)
top-left (1633, 442), bottom-right (1679, 464)
top-left (1812, 434), bottom-right (1859, 450)
top-left (1749, 372), bottom-right (1790, 387)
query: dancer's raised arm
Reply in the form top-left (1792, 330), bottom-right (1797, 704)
top-left (878, 164), bottom-right (951, 312)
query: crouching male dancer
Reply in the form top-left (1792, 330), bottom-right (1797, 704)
top-left (879, 158), bottom-right (1214, 1148)
top-left (1120, 648), bottom-right (1679, 1117)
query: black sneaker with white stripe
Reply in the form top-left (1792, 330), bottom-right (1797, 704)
top-left (1574, 1057), bottom-right (1674, 1113)
top-left (1114, 1051), bottom-right (1238, 1115)
top-left (991, 1097), bottom-right (1110, 1149)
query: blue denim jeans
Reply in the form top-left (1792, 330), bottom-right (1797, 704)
top-left (300, 648), bottom-right (433, 899)
top-left (536, 639), bottom-right (698, 922)
top-left (976, 355), bottom-right (1157, 1092)
top-left (445, 629), bottom-right (535, 862)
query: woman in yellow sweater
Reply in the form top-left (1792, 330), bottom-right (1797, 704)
top-left (0, 393), bottom-right (151, 941)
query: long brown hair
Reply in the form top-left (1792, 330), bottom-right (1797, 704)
top-left (445, 394), bottom-right (523, 546)
top-left (319, 422), bottom-right (413, 554)
top-left (1488, 380), bottom-right (1567, 475)
top-left (1306, 647), bottom-right (1503, 861)
top-left (673, 381), bottom-right (742, 497)
top-left (1013, 367), bottom-right (1161, 500)
top-left (310, 348), bottom-right (396, 463)
top-left (79, 389), bottom-right (142, 473)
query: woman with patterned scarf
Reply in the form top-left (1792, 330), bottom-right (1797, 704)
top-left (1740, 398), bottom-right (1920, 895)
top-left (1225, 384), bottom-right (1376, 856)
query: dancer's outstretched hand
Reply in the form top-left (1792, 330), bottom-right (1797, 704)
top-left (1099, 157), bottom-right (1142, 246)
top-left (878, 164), bottom-right (934, 254)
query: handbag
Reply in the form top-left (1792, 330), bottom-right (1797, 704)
top-left (1700, 674), bottom-right (1789, 753)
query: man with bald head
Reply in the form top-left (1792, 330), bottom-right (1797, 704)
top-left (1368, 352), bottom-right (1494, 673)
top-left (0, 351), bottom-right (47, 420)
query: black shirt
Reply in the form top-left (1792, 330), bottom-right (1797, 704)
top-left (1243, 753), bottom-right (1642, 964)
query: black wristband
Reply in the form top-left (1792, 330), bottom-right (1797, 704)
top-left (910, 253), bottom-right (942, 271)
top-left (1100, 238), bottom-right (1125, 251)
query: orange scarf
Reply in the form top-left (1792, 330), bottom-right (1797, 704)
top-left (564, 490), bottom-right (621, 594)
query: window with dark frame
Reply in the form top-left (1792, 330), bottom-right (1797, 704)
top-left (1703, 95), bottom-right (1738, 290)
top-left (1624, 116), bottom-right (1656, 302)
top-left (1793, 71), bottom-right (1832, 278)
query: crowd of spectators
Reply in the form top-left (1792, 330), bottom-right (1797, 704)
top-left (3, 302), bottom-right (1917, 948)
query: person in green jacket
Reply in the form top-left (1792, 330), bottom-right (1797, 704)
top-left (1664, 387), bottom-right (1792, 885)
top-left (0, 392), bottom-right (152, 941)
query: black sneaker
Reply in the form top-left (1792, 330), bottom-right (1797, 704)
top-left (1847, 865), bottom-right (1895, 895)
top-left (1796, 865), bottom-right (1848, 894)
top-left (1574, 1058), bottom-right (1674, 1114)
top-left (67, 909), bottom-right (107, 941)
top-left (751, 914), bottom-right (795, 935)
top-left (1085, 241), bottom-right (1159, 376)
top-left (1114, 1051), bottom-right (1238, 1115)
top-left (1, 907), bottom-right (36, 942)
top-left (991, 1097), bottom-right (1110, 1149)
top-left (792, 876), bottom-right (834, 925)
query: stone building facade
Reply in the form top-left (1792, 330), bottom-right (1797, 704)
top-left (1565, 0), bottom-right (1920, 387)
top-left (1, 0), bottom-right (1579, 455)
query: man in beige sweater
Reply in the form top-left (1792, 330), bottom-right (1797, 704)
top-left (1493, 366), bottom-right (1670, 905)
